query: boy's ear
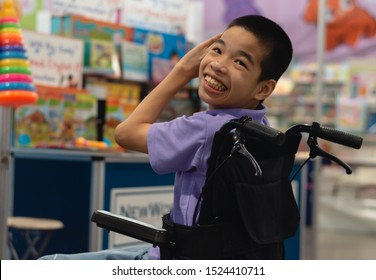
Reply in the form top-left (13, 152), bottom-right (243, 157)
top-left (255, 79), bottom-right (276, 101)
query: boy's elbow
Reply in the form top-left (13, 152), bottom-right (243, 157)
top-left (114, 123), bottom-right (128, 148)
top-left (114, 122), bottom-right (149, 153)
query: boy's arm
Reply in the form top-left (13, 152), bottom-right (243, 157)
top-left (114, 34), bottom-right (220, 153)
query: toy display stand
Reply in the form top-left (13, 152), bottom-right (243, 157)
top-left (0, 0), bottom-right (38, 259)
top-left (0, 106), bottom-right (12, 259)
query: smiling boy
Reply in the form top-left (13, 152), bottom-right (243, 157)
top-left (114, 15), bottom-right (293, 259)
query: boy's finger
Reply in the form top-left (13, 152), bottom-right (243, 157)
top-left (204, 33), bottom-right (221, 47)
top-left (199, 34), bottom-right (221, 59)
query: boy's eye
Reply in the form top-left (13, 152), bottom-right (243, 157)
top-left (212, 47), bottom-right (221, 54)
top-left (235, 60), bottom-right (246, 67)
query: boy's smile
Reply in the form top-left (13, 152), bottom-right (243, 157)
top-left (198, 26), bottom-right (275, 110)
top-left (204, 74), bottom-right (227, 92)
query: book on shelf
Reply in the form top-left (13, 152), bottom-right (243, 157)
top-left (14, 85), bottom-right (98, 149)
top-left (133, 28), bottom-right (186, 81)
top-left (121, 41), bottom-right (148, 82)
top-left (51, 14), bottom-right (134, 68)
top-left (104, 82), bottom-right (141, 148)
top-left (85, 80), bottom-right (141, 149)
top-left (88, 38), bottom-right (121, 78)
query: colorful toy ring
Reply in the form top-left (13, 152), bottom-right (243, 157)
top-left (0, 82), bottom-right (36, 91)
top-left (0, 73), bottom-right (32, 83)
top-left (0, 32), bottom-right (22, 40)
top-left (0, 45), bottom-right (25, 52)
top-left (0, 66), bottom-right (32, 75)
top-left (0, 90), bottom-right (38, 107)
top-left (0, 22), bottom-right (19, 29)
top-left (0, 51), bottom-right (27, 59)
top-left (0, 36), bottom-right (23, 45)
top-left (0, 58), bottom-right (30, 67)
top-left (0, 28), bottom-right (21, 34)
top-left (0, 33), bottom-right (23, 45)
top-left (0, 18), bottom-right (18, 24)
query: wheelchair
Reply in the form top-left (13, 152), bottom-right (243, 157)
top-left (91, 116), bottom-right (363, 259)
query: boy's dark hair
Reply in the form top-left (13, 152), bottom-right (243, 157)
top-left (227, 15), bottom-right (293, 82)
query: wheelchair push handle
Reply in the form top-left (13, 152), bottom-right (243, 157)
top-left (242, 121), bottom-right (286, 146)
top-left (220, 117), bottom-right (286, 146)
top-left (312, 124), bottom-right (362, 149)
top-left (287, 122), bottom-right (363, 149)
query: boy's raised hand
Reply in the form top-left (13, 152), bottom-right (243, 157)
top-left (114, 35), bottom-right (221, 154)
top-left (174, 34), bottom-right (221, 82)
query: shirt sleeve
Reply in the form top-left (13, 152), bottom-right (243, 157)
top-left (147, 115), bottom-right (207, 174)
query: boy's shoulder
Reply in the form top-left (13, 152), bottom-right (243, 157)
top-left (163, 107), bottom-right (268, 134)
top-left (192, 107), bottom-right (267, 119)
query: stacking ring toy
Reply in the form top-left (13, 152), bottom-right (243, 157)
top-left (0, 66), bottom-right (32, 75)
top-left (0, 18), bottom-right (18, 24)
top-left (0, 0), bottom-right (38, 108)
top-left (0, 51), bottom-right (27, 59)
top-left (0, 36), bottom-right (23, 45)
top-left (0, 45), bottom-right (25, 52)
top-left (0, 32), bottom-right (23, 40)
top-left (0, 33), bottom-right (23, 45)
top-left (1, 28), bottom-right (20, 34)
top-left (0, 73), bottom-right (32, 83)
top-left (0, 22), bottom-right (19, 29)
top-left (0, 82), bottom-right (36, 91)
top-left (0, 16), bottom-right (18, 24)
top-left (0, 58), bottom-right (30, 67)
top-left (0, 90), bottom-right (38, 107)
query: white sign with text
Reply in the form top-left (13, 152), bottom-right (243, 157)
top-left (23, 30), bottom-right (84, 88)
top-left (109, 185), bottom-right (173, 248)
top-left (122, 0), bottom-right (187, 34)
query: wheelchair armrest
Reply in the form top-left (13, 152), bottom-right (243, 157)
top-left (91, 210), bottom-right (167, 246)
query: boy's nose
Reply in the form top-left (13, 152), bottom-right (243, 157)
top-left (211, 60), bottom-right (227, 73)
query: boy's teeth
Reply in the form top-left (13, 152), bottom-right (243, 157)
top-left (205, 75), bottom-right (226, 91)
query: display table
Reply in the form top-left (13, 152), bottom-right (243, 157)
top-left (10, 148), bottom-right (175, 256)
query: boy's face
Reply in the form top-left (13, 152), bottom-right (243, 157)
top-left (198, 26), bottom-right (275, 110)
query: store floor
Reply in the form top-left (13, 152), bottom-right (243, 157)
top-left (310, 166), bottom-right (376, 260)
top-left (316, 230), bottom-right (376, 260)
top-left (314, 196), bottom-right (376, 259)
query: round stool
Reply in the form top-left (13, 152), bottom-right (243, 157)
top-left (7, 216), bottom-right (64, 259)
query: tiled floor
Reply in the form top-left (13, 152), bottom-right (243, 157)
top-left (316, 230), bottom-right (376, 260)
top-left (311, 167), bottom-right (376, 260)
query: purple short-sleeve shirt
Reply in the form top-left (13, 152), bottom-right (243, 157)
top-left (147, 107), bottom-right (269, 259)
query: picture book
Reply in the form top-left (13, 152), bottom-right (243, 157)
top-left (133, 28), bottom-right (186, 81)
top-left (51, 14), bottom-right (134, 66)
top-left (13, 85), bottom-right (94, 148)
top-left (89, 38), bottom-right (121, 78)
top-left (104, 82), bottom-right (141, 148)
top-left (14, 92), bottom-right (49, 147)
top-left (85, 79), bottom-right (141, 149)
top-left (121, 41), bottom-right (148, 82)
top-left (74, 94), bottom-right (98, 141)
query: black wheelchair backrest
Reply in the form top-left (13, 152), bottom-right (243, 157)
top-left (197, 123), bottom-right (302, 245)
